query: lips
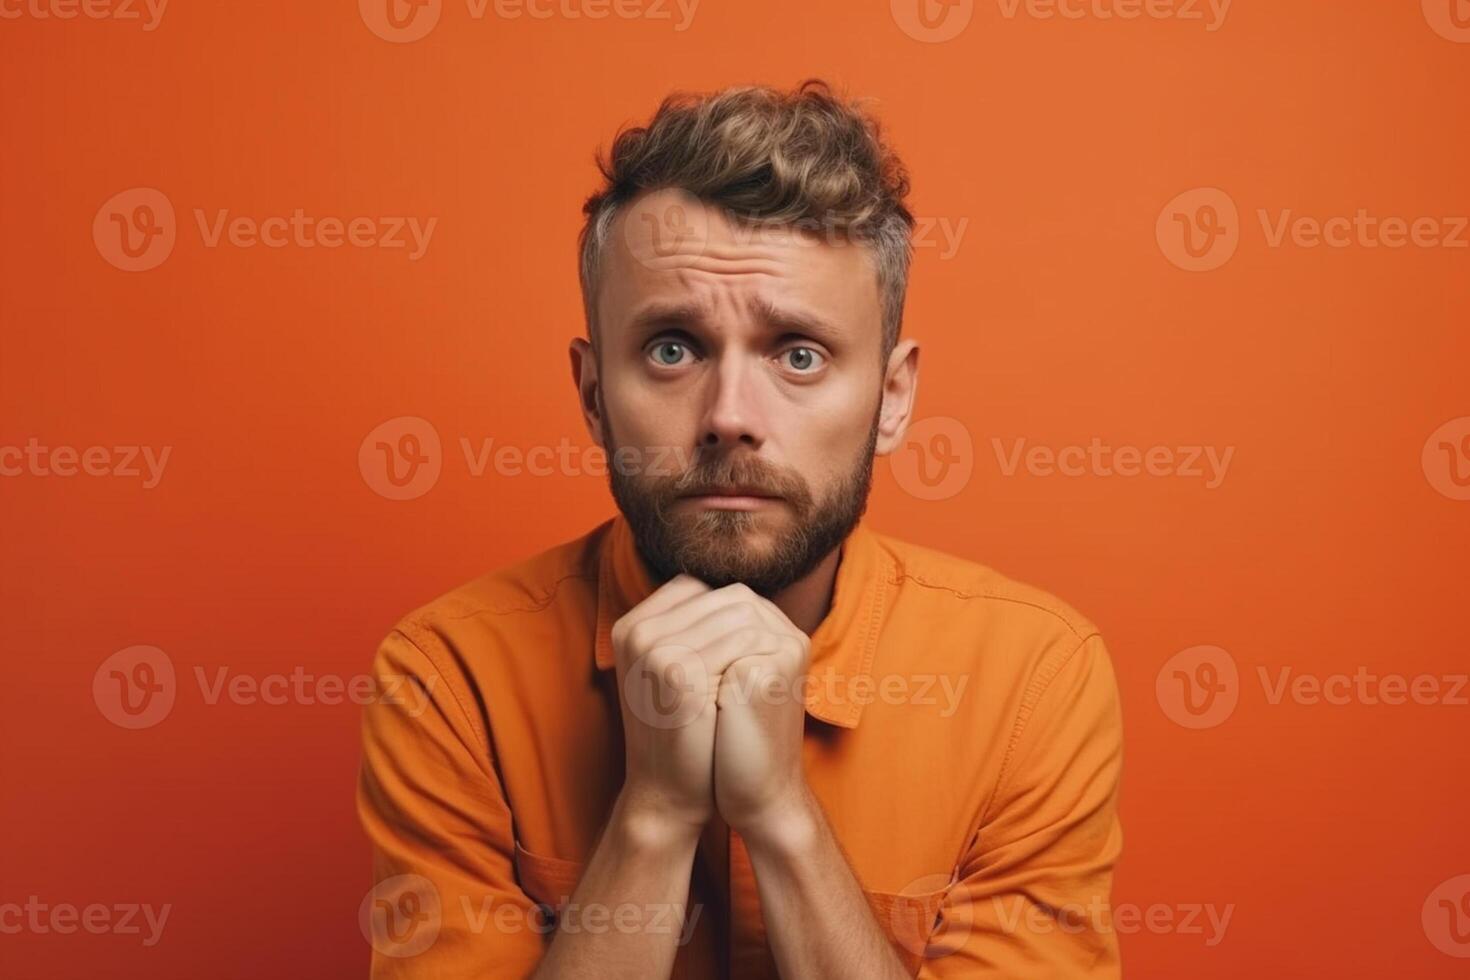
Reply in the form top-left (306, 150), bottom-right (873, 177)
top-left (681, 487), bottom-right (781, 499)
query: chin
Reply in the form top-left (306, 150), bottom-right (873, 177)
top-left (671, 530), bottom-right (781, 587)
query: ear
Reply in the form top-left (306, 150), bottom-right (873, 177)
top-left (569, 337), bottom-right (605, 449)
top-left (874, 338), bottom-right (920, 456)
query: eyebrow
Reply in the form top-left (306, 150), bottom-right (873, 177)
top-left (626, 298), bottom-right (844, 346)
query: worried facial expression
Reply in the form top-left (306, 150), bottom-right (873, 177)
top-left (574, 188), bottom-right (917, 596)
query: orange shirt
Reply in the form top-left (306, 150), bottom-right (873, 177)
top-left (357, 514), bottom-right (1124, 978)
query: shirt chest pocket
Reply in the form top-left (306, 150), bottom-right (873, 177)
top-left (513, 841), bottom-right (585, 913)
top-left (862, 873), bottom-right (964, 975)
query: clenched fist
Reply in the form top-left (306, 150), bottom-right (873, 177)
top-left (612, 576), bottom-right (812, 838)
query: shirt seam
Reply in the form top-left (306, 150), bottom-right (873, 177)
top-left (413, 569), bottom-right (598, 625)
top-left (388, 625), bottom-right (493, 758)
top-left (974, 630), bottom-right (1101, 836)
top-left (892, 571), bottom-right (1092, 642)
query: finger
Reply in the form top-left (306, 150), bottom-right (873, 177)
top-left (624, 573), bottom-right (710, 625)
top-left (676, 625), bottom-right (787, 678)
top-left (715, 652), bottom-right (796, 711)
top-left (632, 581), bottom-right (766, 644)
top-left (744, 592), bottom-right (796, 634)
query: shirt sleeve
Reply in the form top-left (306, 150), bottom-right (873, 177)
top-left (918, 632), bottom-right (1124, 979)
top-left (356, 627), bottom-right (547, 978)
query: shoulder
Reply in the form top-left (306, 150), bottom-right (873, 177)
top-left (386, 518), bottom-right (611, 660)
top-left (874, 529), bottom-right (1101, 645)
top-left (868, 529), bottom-right (1115, 724)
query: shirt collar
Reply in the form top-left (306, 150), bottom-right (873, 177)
top-left (593, 513), bottom-right (890, 729)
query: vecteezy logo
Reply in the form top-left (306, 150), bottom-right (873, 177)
top-left (93, 645), bottom-right (177, 729)
top-left (647, 205), bottom-right (695, 258)
top-left (1423, 875), bottom-right (1470, 957)
top-left (1156, 645), bottom-right (1239, 729)
top-left (93, 188), bottom-right (177, 272)
top-left (1422, 416), bottom-right (1470, 501)
top-left (359, 416), bottom-right (443, 500)
top-left (887, 872), bottom-right (970, 960)
top-left (1156, 187), bottom-right (1239, 272)
top-left (889, 416), bottom-right (974, 501)
top-left (621, 188), bottom-right (710, 271)
top-left (360, 874), bottom-right (442, 958)
top-left (621, 645), bottom-right (708, 730)
top-left (359, 0), bottom-right (442, 43)
top-left (1423, 0), bottom-right (1470, 42)
top-left (891, 0), bottom-right (974, 43)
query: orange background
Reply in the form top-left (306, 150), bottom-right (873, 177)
top-left (3, 1), bottom-right (1468, 976)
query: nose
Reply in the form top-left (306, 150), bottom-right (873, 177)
top-left (698, 353), bottom-right (766, 452)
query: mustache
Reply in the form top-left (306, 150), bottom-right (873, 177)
top-left (663, 451), bottom-right (808, 502)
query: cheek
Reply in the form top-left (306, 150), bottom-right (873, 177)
top-left (604, 377), bottom-right (696, 448)
top-left (786, 398), bottom-right (879, 484)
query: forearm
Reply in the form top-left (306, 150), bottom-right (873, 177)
top-left (741, 788), bottom-right (909, 980)
top-left (530, 792), bottom-right (702, 980)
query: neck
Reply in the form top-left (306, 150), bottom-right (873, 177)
top-left (767, 543), bottom-right (843, 636)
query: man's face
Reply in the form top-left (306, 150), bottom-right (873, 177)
top-left (582, 189), bottom-right (904, 596)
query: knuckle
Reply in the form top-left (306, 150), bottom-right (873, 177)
top-left (726, 657), bottom-right (757, 682)
top-left (642, 647), bottom-right (678, 677)
top-left (625, 620), bottom-right (655, 654)
top-left (730, 626), bottom-right (762, 650)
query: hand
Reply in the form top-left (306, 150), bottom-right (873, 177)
top-left (708, 587), bottom-right (812, 840)
top-left (613, 578), bottom-right (812, 837)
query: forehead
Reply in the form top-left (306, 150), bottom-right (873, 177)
top-left (597, 188), bottom-right (882, 342)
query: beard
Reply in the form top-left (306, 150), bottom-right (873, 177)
top-left (601, 402), bottom-right (879, 598)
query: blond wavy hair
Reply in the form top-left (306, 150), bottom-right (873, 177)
top-left (578, 79), bottom-right (915, 360)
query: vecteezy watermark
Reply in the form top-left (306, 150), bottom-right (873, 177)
top-left (890, 0), bottom-right (1229, 43)
top-left (361, 875), bottom-right (442, 959)
top-left (619, 190), bottom-right (970, 272)
top-left (0, 897), bottom-right (171, 947)
top-left (93, 188), bottom-right (437, 272)
top-left (621, 649), bottom-right (972, 729)
top-left (0, 0), bottom-right (168, 30)
top-left (358, 416), bottom-right (712, 501)
top-left (459, 893), bottom-right (702, 941)
top-left (1257, 667), bottom-right (1469, 708)
top-left (359, 416), bottom-right (444, 501)
top-left (889, 0), bottom-right (975, 44)
top-left (358, 874), bottom-right (702, 958)
top-left (1158, 187), bottom-right (1470, 271)
top-left (0, 438), bottom-right (171, 489)
top-left (889, 419), bottom-right (1235, 501)
top-left (1423, 416), bottom-right (1470, 501)
top-left (1157, 645), bottom-right (1469, 730)
top-left (1422, 0), bottom-right (1470, 43)
top-left (1156, 187), bottom-right (1239, 272)
top-left (992, 437), bottom-right (1234, 489)
top-left (358, 0), bottom-right (700, 43)
top-left (884, 872), bottom-right (970, 959)
top-left (994, 0), bottom-right (1230, 30)
top-left (1156, 645), bottom-right (1239, 729)
top-left (991, 895), bottom-right (1234, 947)
top-left (92, 645), bottom-right (438, 730)
top-left (361, 416), bottom-right (1233, 504)
top-left (1423, 875), bottom-right (1470, 958)
top-left (889, 416), bottom-right (976, 502)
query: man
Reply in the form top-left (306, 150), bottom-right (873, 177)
top-left (358, 79), bottom-right (1123, 979)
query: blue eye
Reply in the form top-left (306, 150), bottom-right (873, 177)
top-left (650, 341), bottom-right (688, 366)
top-left (783, 347), bottom-right (824, 372)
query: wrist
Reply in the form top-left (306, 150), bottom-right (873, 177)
top-left (731, 784), bottom-right (822, 857)
top-left (611, 788), bottom-right (707, 855)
